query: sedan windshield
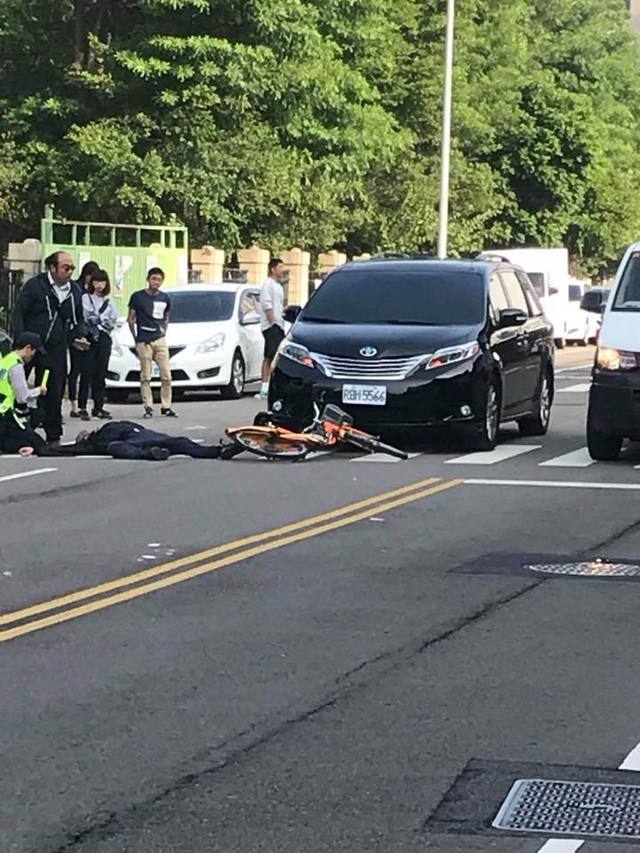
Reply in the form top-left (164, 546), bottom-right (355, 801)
top-left (301, 270), bottom-right (486, 326)
top-left (169, 292), bottom-right (235, 323)
top-left (614, 252), bottom-right (640, 312)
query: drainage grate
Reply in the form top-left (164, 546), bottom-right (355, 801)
top-left (526, 560), bottom-right (640, 578)
top-left (493, 778), bottom-right (640, 840)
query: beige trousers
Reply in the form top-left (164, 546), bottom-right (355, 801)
top-left (136, 338), bottom-right (172, 408)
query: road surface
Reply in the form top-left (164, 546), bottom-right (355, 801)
top-left (5, 346), bottom-right (640, 852)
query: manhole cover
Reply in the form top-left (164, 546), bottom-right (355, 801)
top-left (525, 560), bottom-right (640, 578)
top-left (493, 778), bottom-right (640, 839)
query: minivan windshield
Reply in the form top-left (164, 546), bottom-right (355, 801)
top-left (169, 291), bottom-right (235, 323)
top-left (614, 251), bottom-right (640, 312)
top-left (301, 270), bottom-right (486, 326)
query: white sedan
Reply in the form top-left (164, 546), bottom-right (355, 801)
top-left (106, 284), bottom-right (264, 401)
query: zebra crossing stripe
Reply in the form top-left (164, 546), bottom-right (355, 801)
top-left (557, 383), bottom-right (591, 393)
top-left (351, 452), bottom-right (421, 464)
top-left (539, 447), bottom-right (595, 468)
top-left (445, 445), bottom-right (541, 466)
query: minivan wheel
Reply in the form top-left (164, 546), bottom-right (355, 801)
top-left (587, 410), bottom-right (622, 461)
top-left (518, 370), bottom-right (552, 437)
top-left (470, 380), bottom-right (500, 451)
top-left (220, 352), bottom-right (245, 400)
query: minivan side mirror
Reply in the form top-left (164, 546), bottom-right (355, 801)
top-left (497, 308), bottom-right (528, 328)
top-left (580, 291), bottom-right (606, 314)
top-left (283, 305), bottom-right (302, 323)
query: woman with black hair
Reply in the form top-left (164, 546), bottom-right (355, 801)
top-left (68, 260), bottom-right (100, 417)
top-left (77, 269), bottom-right (118, 420)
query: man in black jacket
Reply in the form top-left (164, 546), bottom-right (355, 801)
top-left (13, 251), bottom-right (85, 444)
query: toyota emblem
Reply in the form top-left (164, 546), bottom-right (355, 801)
top-left (360, 346), bottom-right (378, 358)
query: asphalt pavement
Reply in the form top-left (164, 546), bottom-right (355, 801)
top-left (6, 346), bottom-right (640, 852)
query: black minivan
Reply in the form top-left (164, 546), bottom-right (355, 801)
top-left (270, 257), bottom-right (555, 450)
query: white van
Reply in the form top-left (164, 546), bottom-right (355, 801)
top-left (481, 248), bottom-right (570, 346)
top-left (582, 243), bottom-right (640, 460)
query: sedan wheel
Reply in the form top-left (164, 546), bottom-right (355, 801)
top-left (220, 352), bottom-right (245, 400)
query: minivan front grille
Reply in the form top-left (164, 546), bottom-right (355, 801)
top-left (313, 353), bottom-right (427, 381)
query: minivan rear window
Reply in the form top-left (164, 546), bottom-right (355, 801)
top-left (613, 252), bottom-right (640, 312)
top-left (301, 270), bottom-right (486, 326)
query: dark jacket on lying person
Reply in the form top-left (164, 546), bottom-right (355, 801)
top-left (39, 421), bottom-right (221, 460)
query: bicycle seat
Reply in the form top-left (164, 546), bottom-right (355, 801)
top-left (321, 404), bottom-right (353, 427)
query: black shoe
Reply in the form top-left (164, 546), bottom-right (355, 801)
top-left (70, 410), bottom-right (81, 419)
top-left (143, 407), bottom-right (154, 419)
top-left (93, 409), bottom-right (112, 420)
top-left (219, 442), bottom-right (243, 460)
top-left (79, 410), bottom-right (91, 421)
top-left (144, 446), bottom-right (170, 461)
top-left (161, 408), bottom-right (178, 417)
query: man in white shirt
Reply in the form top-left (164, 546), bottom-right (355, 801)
top-left (256, 257), bottom-right (286, 399)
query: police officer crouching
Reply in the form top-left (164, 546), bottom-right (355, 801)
top-left (0, 333), bottom-right (48, 456)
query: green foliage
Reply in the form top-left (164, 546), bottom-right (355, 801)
top-left (0, 0), bottom-right (639, 272)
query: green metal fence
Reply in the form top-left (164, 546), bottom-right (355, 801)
top-left (41, 207), bottom-right (189, 313)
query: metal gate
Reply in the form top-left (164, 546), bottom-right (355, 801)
top-left (0, 265), bottom-right (23, 335)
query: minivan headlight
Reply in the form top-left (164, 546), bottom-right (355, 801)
top-left (425, 342), bottom-right (480, 370)
top-left (279, 341), bottom-right (315, 368)
top-left (596, 347), bottom-right (639, 371)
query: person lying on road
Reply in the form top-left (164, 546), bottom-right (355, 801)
top-left (35, 420), bottom-right (222, 461)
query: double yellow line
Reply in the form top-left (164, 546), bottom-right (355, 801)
top-left (0, 476), bottom-right (460, 644)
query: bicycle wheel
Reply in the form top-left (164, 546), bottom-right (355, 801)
top-left (231, 428), bottom-right (310, 460)
top-left (346, 432), bottom-right (408, 460)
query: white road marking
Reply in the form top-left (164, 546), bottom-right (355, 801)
top-left (557, 383), bottom-right (591, 393)
top-left (620, 743), bottom-right (640, 771)
top-left (75, 455), bottom-right (112, 460)
top-left (445, 445), bottom-right (541, 466)
top-left (186, 425), bottom-right (206, 431)
top-left (537, 840), bottom-right (583, 852)
top-left (352, 453), bottom-right (401, 463)
top-left (539, 448), bottom-right (595, 468)
top-left (0, 468), bottom-right (57, 484)
top-left (555, 363), bottom-right (593, 374)
top-left (536, 740), bottom-right (640, 852)
top-left (352, 452), bottom-right (419, 463)
top-left (465, 479), bottom-right (640, 490)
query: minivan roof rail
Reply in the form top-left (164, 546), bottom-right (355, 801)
top-left (476, 252), bottom-right (511, 263)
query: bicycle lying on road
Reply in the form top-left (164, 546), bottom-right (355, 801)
top-left (224, 404), bottom-right (408, 461)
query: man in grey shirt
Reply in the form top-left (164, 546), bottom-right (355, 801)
top-left (256, 258), bottom-right (286, 399)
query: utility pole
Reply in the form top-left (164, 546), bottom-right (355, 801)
top-left (437, 0), bottom-right (456, 259)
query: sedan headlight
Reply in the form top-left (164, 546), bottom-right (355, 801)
top-left (197, 332), bottom-right (226, 354)
top-left (425, 342), bottom-right (480, 370)
top-left (596, 347), bottom-right (639, 371)
top-left (111, 342), bottom-right (124, 358)
top-left (279, 341), bottom-right (316, 368)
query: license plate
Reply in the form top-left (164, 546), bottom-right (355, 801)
top-left (342, 384), bottom-right (387, 406)
top-left (151, 363), bottom-right (160, 378)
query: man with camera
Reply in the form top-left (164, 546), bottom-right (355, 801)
top-left (13, 251), bottom-right (87, 445)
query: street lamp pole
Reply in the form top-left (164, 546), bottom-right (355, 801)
top-left (437, 0), bottom-right (456, 259)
